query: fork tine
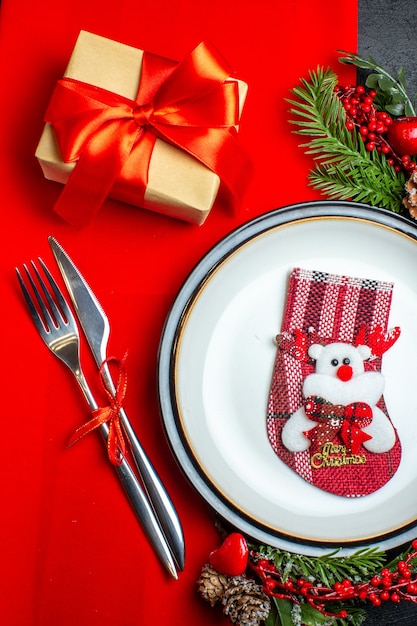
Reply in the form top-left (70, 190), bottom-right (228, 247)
top-left (17, 259), bottom-right (83, 375)
top-left (37, 257), bottom-right (74, 325)
top-left (31, 261), bottom-right (58, 320)
top-left (16, 265), bottom-right (48, 334)
top-left (17, 258), bottom-right (75, 334)
top-left (21, 261), bottom-right (59, 332)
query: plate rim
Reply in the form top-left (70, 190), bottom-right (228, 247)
top-left (157, 201), bottom-right (417, 555)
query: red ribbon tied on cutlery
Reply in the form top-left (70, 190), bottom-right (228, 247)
top-left (303, 395), bottom-right (373, 454)
top-left (68, 356), bottom-right (127, 465)
top-left (45, 40), bottom-right (252, 226)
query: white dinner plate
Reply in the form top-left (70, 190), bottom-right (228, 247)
top-left (158, 201), bottom-right (417, 555)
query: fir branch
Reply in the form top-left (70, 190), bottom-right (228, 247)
top-left (254, 545), bottom-right (386, 588)
top-left (310, 162), bottom-right (405, 212)
top-left (288, 66), bottom-right (406, 212)
top-left (288, 66), bottom-right (361, 164)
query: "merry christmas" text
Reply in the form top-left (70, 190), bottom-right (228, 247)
top-left (310, 442), bottom-right (367, 469)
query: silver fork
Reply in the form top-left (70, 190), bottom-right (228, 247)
top-left (16, 258), bottom-right (178, 579)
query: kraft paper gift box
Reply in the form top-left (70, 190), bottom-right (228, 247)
top-left (35, 31), bottom-right (249, 226)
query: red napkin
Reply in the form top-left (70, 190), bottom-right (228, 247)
top-left (0, 1), bottom-right (357, 624)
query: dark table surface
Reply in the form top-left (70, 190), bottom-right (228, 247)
top-left (359, 0), bottom-right (417, 92)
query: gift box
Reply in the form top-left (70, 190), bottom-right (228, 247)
top-left (35, 31), bottom-right (251, 226)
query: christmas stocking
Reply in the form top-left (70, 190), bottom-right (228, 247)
top-left (266, 267), bottom-right (401, 497)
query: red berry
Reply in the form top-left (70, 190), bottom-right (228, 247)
top-left (369, 592), bottom-right (382, 606)
top-left (336, 84), bottom-right (405, 173)
top-left (391, 592), bottom-right (400, 602)
top-left (339, 610), bottom-right (348, 618)
top-left (387, 117), bottom-right (417, 156)
top-left (264, 577), bottom-right (276, 592)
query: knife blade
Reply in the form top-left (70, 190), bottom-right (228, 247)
top-left (48, 236), bottom-right (185, 572)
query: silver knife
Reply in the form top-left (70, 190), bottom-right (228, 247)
top-left (48, 236), bottom-right (185, 573)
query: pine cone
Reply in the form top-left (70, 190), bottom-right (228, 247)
top-left (197, 564), bottom-right (230, 607)
top-left (222, 575), bottom-right (271, 626)
top-left (403, 170), bottom-right (417, 218)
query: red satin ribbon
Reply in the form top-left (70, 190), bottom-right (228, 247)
top-left (45, 40), bottom-right (252, 226)
top-left (68, 356), bottom-right (127, 466)
top-left (303, 395), bottom-right (373, 454)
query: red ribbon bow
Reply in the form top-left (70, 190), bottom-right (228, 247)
top-left (68, 356), bottom-right (127, 465)
top-left (45, 40), bottom-right (252, 226)
top-left (303, 395), bottom-right (373, 454)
